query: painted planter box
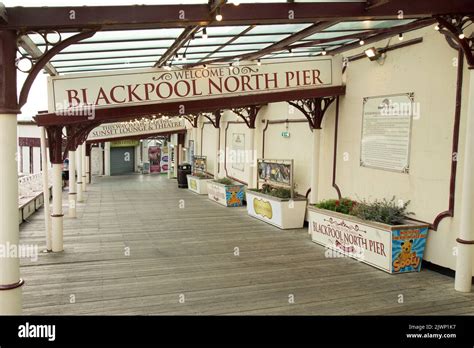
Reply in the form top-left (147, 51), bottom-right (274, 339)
top-left (308, 206), bottom-right (429, 274)
top-left (207, 181), bottom-right (245, 207)
top-left (246, 190), bottom-right (307, 229)
top-left (187, 175), bottom-right (213, 195)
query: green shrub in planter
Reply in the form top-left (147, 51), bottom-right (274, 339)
top-left (315, 198), bottom-right (356, 215)
top-left (351, 196), bottom-right (413, 225)
top-left (251, 183), bottom-right (292, 199)
top-left (214, 177), bottom-right (234, 185)
top-left (194, 172), bottom-right (212, 179)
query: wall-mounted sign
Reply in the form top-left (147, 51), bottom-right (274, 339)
top-left (87, 119), bottom-right (185, 141)
top-left (360, 93), bottom-right (414, 173)
top-left (110, 140), bottom-right (139, 148)
top-left (48, 58), bottom-right (342, 113)
top-left (281, 131), bottom-right (290, 138)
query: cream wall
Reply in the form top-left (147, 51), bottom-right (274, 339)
top-left (318, 26), bottom-right (469, 272)
top-left (186, 26), bottom-right (473, 274)
top-left (200, 123), bottom-right (218, 175)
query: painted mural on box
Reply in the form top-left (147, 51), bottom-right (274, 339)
top-left (226, 186), bottom-right (245, 207)
top-left (258, 161), bottom-right (291, 185)
top-left (391, 228), bottom-right (428, 273)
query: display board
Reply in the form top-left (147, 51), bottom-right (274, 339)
top-left (360, 93), bottom-right (414, 173)
top-left (257, 159), bottom-right (294, 198)
top-left (192, 155), bottom-right (207, 174)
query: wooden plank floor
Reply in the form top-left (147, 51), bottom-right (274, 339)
top-left (19, 174), bottom-right (474, 315)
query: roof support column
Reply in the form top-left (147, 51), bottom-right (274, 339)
top-left (40, 126), bottom-right (53, 246)
top-left (288, 97), bottom-right (335, 204)
top-left (76, 144), bottom-right (84, 202)
top-left (104, 142), bottom-right (111, 176)
top-left (455, 69), bottom-right (474, 292)
top-left (45, 126), bottom-right (64, 253)
top-left (68, 150), bottom-right (77, 218)
top-left (0, 30), bottom-right (23, 315)
top-left (85, 143), bottom-right (92, 184)
top-left (81, 143), bottom-right (87, 192)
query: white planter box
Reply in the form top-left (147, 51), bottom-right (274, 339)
top-left (246, 190), bottom-right (307, 229)
top-left (307, 206), bottom-right (429, 274)
top-left (207, 181), bottom-right (245, 207)
top-left (187, 175), bottom-right (213, 195)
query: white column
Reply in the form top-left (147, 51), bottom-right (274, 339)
top-left (51, 164), bottom-right (63, 252)
top-left (40, 127), bottom-right (52, 250)
top-left (173, 146), bottom-right (178, 178)
top-left (0, 114), bottom-right (23, 314)
top-left (310, 129), bottom-right (321, 205)
top-left (214, 127), bottom-right (220, 178)
top-left (68, 150), bottom-right (76, 218)
top-left (455, 70), bottom-right (474, 293)
top-left (85, 153), bottom-right (90, 184)
top-left (247, 128), bottom-right (256, 188)
top-left (104, 142), bottom-right (111, 176)
top-left (76, 145), bottom-right (83, 202)
top-left (100, 145), bottom-right (104, 175)
top-left (81, 144), bottom-right (87, 191)
top-left (168, 145), bottom-right (173, 179)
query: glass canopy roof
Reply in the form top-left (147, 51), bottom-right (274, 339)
top-left (13, 2), bottom-right (420, 75)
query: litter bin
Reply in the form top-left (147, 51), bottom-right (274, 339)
top-left (177, 163), bottom-right (192, 188)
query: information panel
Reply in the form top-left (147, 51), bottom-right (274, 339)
top-left (360, 93), bottom-right (414, 173)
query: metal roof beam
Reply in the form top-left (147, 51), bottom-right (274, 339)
top-left (2, 1), bottom-right (473, 31)
top-left (17, 34), bottom-right (58, 76)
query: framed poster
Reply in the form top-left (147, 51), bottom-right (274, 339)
top-left (148, 146), bottom-right (161, 173)
top-left (231, 133), bottom-right (245, 172)
top-left (360, 93), bottom-right (414, 173)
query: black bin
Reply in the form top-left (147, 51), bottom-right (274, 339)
top-left (177, 163), bottom-right (192, 188)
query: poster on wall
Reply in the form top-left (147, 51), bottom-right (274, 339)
top-left (148, 146), bottom-right (161, 173)
top-left (231, 133), bottom-right (245, 172)
top-left (193, 156), bottom-right (207, 173)
top-left (360, 93), bottom-right (414, 173)
top-left (161, 147), bottom-right (169, 171)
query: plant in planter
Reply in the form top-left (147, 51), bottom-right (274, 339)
top-left (187, 156), bottom-right (214, 195)
top-left (207, 177), bottom-right (245, 207)
top-left (308, 196), bottom-right (428, 274)
top-left (246, 159), bottom-right (307, 229)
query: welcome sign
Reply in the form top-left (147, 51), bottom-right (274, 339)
top-left (48, 57), bottom-right (342, 112)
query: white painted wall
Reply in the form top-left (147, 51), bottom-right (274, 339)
top-left (184, 26), bottom-right (474, 275)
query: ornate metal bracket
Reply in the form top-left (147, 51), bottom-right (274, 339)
top-left (287, 97), bottom-right (335, 130)
top-left (436, 16), bottom-right (474, 69)
top-left (201, 110), bottom-right (222, 128)
top-left (18, 29), bottom-right (97, 108)
top-left (45, 122), bottom-right (99, 164)
top-left (231, 105), bottom-right (262, 129)
top-left (183, 113), bottom-right (200, 128)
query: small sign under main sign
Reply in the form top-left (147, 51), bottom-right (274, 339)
top-left (281, 131), bottom-right (290, 138)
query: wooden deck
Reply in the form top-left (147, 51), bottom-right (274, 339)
top-left (19, 174), bottom-right (474, 315)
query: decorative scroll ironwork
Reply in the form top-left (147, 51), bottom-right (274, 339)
top-left (436, 16), bottom-right (474, 69)
top-left (231, 105), bottom-right (262, 129)
top-left (201, 110), bottom-right (222, 128)
top-left (183, 114), bottom-right (200, 128)
top-left (287, 97), bottom-right (335, 130)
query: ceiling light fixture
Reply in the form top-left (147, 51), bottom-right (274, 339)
top-left (398, 33), bottom-right (404, 41)
top-left (359, 39), bottom-right (365, 45)
top-left (202, 27), bottom-right (208, 40)
top-left (321, 49), bottom-right (327, 56)
top-left (215, 7), bottom-right (223, 21)
top-left (257, 59), bottom-right (261, 66)
top-left (459, 33), bottom-right (465, 39)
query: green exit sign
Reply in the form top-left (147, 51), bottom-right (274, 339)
top-left (281, 131), bottom-right (290, 138)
